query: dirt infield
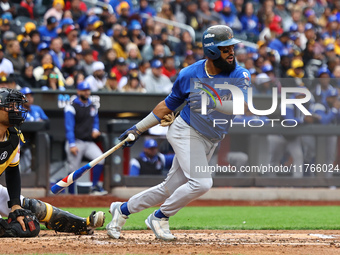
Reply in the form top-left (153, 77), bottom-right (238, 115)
top-left (3, 195), bottom-right (336, 254)
top-left (1, 230), bottom-right (340, 254)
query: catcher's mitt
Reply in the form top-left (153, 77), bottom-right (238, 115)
top-left (2, 209), bottom-right (40, 238)
top-left (160, 112), bottom-right (179, 127)
top-left (0, 218), bottom-right (9, 237)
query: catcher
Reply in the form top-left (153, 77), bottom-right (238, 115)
top-left (0, 88), bottom-right (105, 237)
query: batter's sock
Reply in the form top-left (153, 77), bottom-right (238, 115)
top-left (155, 209), bottom-right (168, 219)
top-left (120, 202), bottom-right (130, 216)
top-left (92, 164), bottom-right (104, 188)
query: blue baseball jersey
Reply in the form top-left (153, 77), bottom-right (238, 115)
top-left (25, 105), bottom-right (49, 122)
top-left (164, 59), bottom-right (250, 141)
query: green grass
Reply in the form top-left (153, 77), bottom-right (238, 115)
top-left (53, 206), bottom-right (340, 231)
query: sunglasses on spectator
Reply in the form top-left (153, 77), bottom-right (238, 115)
top-left (49, 74), bottom-right (58, 78)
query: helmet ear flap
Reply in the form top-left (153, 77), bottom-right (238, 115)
top-left (207, 47), bottom-right (221, 60)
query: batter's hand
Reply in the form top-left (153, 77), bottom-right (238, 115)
top-left (188, 93), bottom-right (216, 112)
top-left (119, 125), bottom-right (141, 147)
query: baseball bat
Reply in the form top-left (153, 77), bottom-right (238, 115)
top-left (51, 133), bottom-right (135, 194)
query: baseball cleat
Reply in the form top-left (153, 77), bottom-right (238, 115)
top-left (145, 211), bottom-right (176, 241)
top-left (89, 185), bottom-right (108, 196)
top-left (106, 202), bottom-right (128, 239)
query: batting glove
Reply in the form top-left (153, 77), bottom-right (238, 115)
top-left (188, 93), bottom-right (216, 112)
top-left (119, 125), bottom-right (141, 147)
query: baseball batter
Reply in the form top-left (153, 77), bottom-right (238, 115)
top-left (106, 25), bottom-right (250, 241)
top-left (0, 88), bottom-right (105, 237)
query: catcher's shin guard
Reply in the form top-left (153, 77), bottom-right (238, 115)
top-left (22, 198), bottom-right (90, 235)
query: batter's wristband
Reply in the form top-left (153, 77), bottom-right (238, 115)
top-left (136, 112), bottom-right (161, 133)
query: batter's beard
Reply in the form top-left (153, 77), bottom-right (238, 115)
top-left (213, 57), bottom-right (236, 74)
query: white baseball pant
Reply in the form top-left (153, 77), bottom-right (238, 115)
top-left (127, 116), bottom-right (217, 216)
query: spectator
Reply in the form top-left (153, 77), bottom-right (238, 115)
top-left (141, 59), bottom-right (172, 93)
top-left (112, 29), bottom-right (130, 59)
top-left (277, 53), bottom-right (291, 78)
top-left (312, 66), bottom-right (334, 105)
top-left (240, 2), bottom-right (259, 43)
top-left (170, 0), bottom-right (186, 24)
top-left (181, 50), bottom-right (196, 68)
top-left (128, 20), bottom-right (145, 51)
top-left (268, 31), bottom-right (292, 57)
top-left (286, 59), bottom-right (306, 88)
top-left (198, 0), bottom-right (225, 31)
top-left (16, 63), bottom-right (37, 88)
top-left (49, 37), bottom-right (65, 70)
top-left (129, 139), bottom-right (174, 176)
top-left (64, 81), bottom-right (107, 195)
top-left (78, 49), bottom-right (94, 77)
top-left (84, 61), bottom-right (107, 92)
top-left (44, 0), bottom-right (65, 24)
top-left (0, 0), bottom-right (15, 15)
top-left (31, 42), bottom-right (50, 68)
top-left (19, 0), bottom-right (34, 20)
top-left (184, 2), bottom-right (202, 32)
top-left (109, 0), bottom-right (133, 16)
top-left (62, 24), bottom-right (79, 53)
top-left (19, 87), bottom-right (49, 173)
top-left (0, 43), bottom-right (13, 77)
top-left (17, 22), bottom-right (36, 44)
top-left (173, 31), bottom-right (194, 61)
top-left (38, 16), bottom-right (59, 45)
top-left (33, 53), bottom-right (65, 86)
top-left (139, 0), bottom-right (156, 18)
top-left (126, 43), bottom-right (142, 65)
top-left (4, 40), bottom-right (25, 76)
top-left (102, 72), bottom-right (120, 92)
top-left (118, 62), bottom-right (138, 89)
top-left (300, 23), bottom-right (316, 50)
top-left (116, 1), bottom-right (131, 27)
top-left (86, 20), bottom-right (112, 51)
top-left (121, 72), bottom-right (146, 93)
top-left (68, 0), bottom-right (86, 24)
top-left (101, 48), bottom-right (117, 74)
top-left (219, 0), bottom-right (242, 34)
top-left (162, 55), bottom-right (176, 81)
top-left (139, 59), bottom-right (150, 81)
top-left (112, 23), bottom-right (123, 43)
top-left (111, 57), bottom-right (127, 82)
top-left (90, 31), bottom-right (105, 58)
top-left (0, 18), bottom-right (11, 42)
top-left (37, 65), bottom-right (65, 91)
top-left (71, 70), bottom-right (85, 88)
top-left (61, 51), bottom-right (79, 88)
top-left (157, 3), bottom-right (177, 33)
top-left (273, 0), bottom-right (290, 31)
top-left (21, 30), bottom-right (41, 62)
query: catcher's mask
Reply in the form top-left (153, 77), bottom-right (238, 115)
top-left (0, 88), bottom-right (28, 126)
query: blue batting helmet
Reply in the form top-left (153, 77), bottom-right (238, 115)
top-left (202, 25), bottom-right (240, 60)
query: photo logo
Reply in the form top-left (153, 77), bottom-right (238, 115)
top-left (196, 82), bottom-right (312, 117)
